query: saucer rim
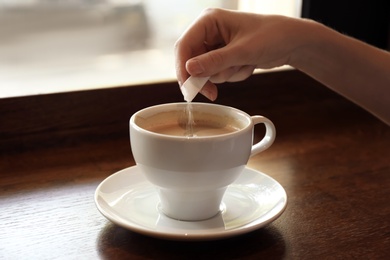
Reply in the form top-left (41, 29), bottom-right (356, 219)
top-left (94, 166), bottom-right (287, 241)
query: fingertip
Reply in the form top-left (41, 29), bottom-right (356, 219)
top-left (186, 59), bottom-right (205, 76)
top-left (199, 83), bottom-right (218, 101)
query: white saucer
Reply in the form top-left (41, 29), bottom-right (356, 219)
top-left (95, 166), bottom-right (287, 241)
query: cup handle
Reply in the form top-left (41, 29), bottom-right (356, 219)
top-left (250, 116), bottom-right (276, 157)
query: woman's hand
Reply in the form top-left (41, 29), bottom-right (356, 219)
top-left (174, 8), bottom-right (304, 100)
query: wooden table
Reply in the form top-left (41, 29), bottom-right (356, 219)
top-left (1, 71), bottom-right (389, 259)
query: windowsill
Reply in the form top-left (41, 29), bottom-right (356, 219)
top-left (0, 61), bottom-right (292, 99)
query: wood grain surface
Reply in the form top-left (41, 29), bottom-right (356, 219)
top-left (1, 70), bottom-right (389, 259)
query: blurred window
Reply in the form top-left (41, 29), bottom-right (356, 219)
top-left (0, 0), bottom-right (300, 98)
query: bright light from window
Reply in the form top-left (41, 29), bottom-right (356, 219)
top-left (239, 0), bottom-right (301, 17)
top-left (0, 0), bottom-right (301, 98)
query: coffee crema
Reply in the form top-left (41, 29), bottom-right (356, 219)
top-left (149, 122), bottom-right (239, 137)
top-left (136, 110), bottom-right (243, 137)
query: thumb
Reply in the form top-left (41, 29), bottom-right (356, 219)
top-left (186, 48), bottom-right (234, 77)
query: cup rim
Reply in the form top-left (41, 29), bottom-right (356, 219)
top-left (130, 102), bottom-right (253, 140)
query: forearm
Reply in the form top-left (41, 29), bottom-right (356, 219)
top-left (290, 20), bottom-right (390, 125)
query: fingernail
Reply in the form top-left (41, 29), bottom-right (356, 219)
top-left (200, 88), bottom-right (216, 101)
top-left (186, 59), bottom-right (205, 75)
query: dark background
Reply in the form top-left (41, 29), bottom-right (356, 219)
top-left (302, 0), bottom-right (390, 50)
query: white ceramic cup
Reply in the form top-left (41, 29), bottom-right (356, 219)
top-left (130, 102), bottom-right (276, 221)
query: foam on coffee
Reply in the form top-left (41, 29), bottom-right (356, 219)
top-left (136, 110), bottom-right (244, 137)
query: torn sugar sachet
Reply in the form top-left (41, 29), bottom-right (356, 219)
top-left (180, 76), bottom-right (209, 102)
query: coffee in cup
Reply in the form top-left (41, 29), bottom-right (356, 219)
top-left (137, 109), bottom-right (242, 137)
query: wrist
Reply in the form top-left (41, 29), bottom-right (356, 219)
top-left (288, 19), bottom-right (330, 70)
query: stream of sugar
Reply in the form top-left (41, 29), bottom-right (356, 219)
top-left (184, 102), bottom-right (195, 137)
